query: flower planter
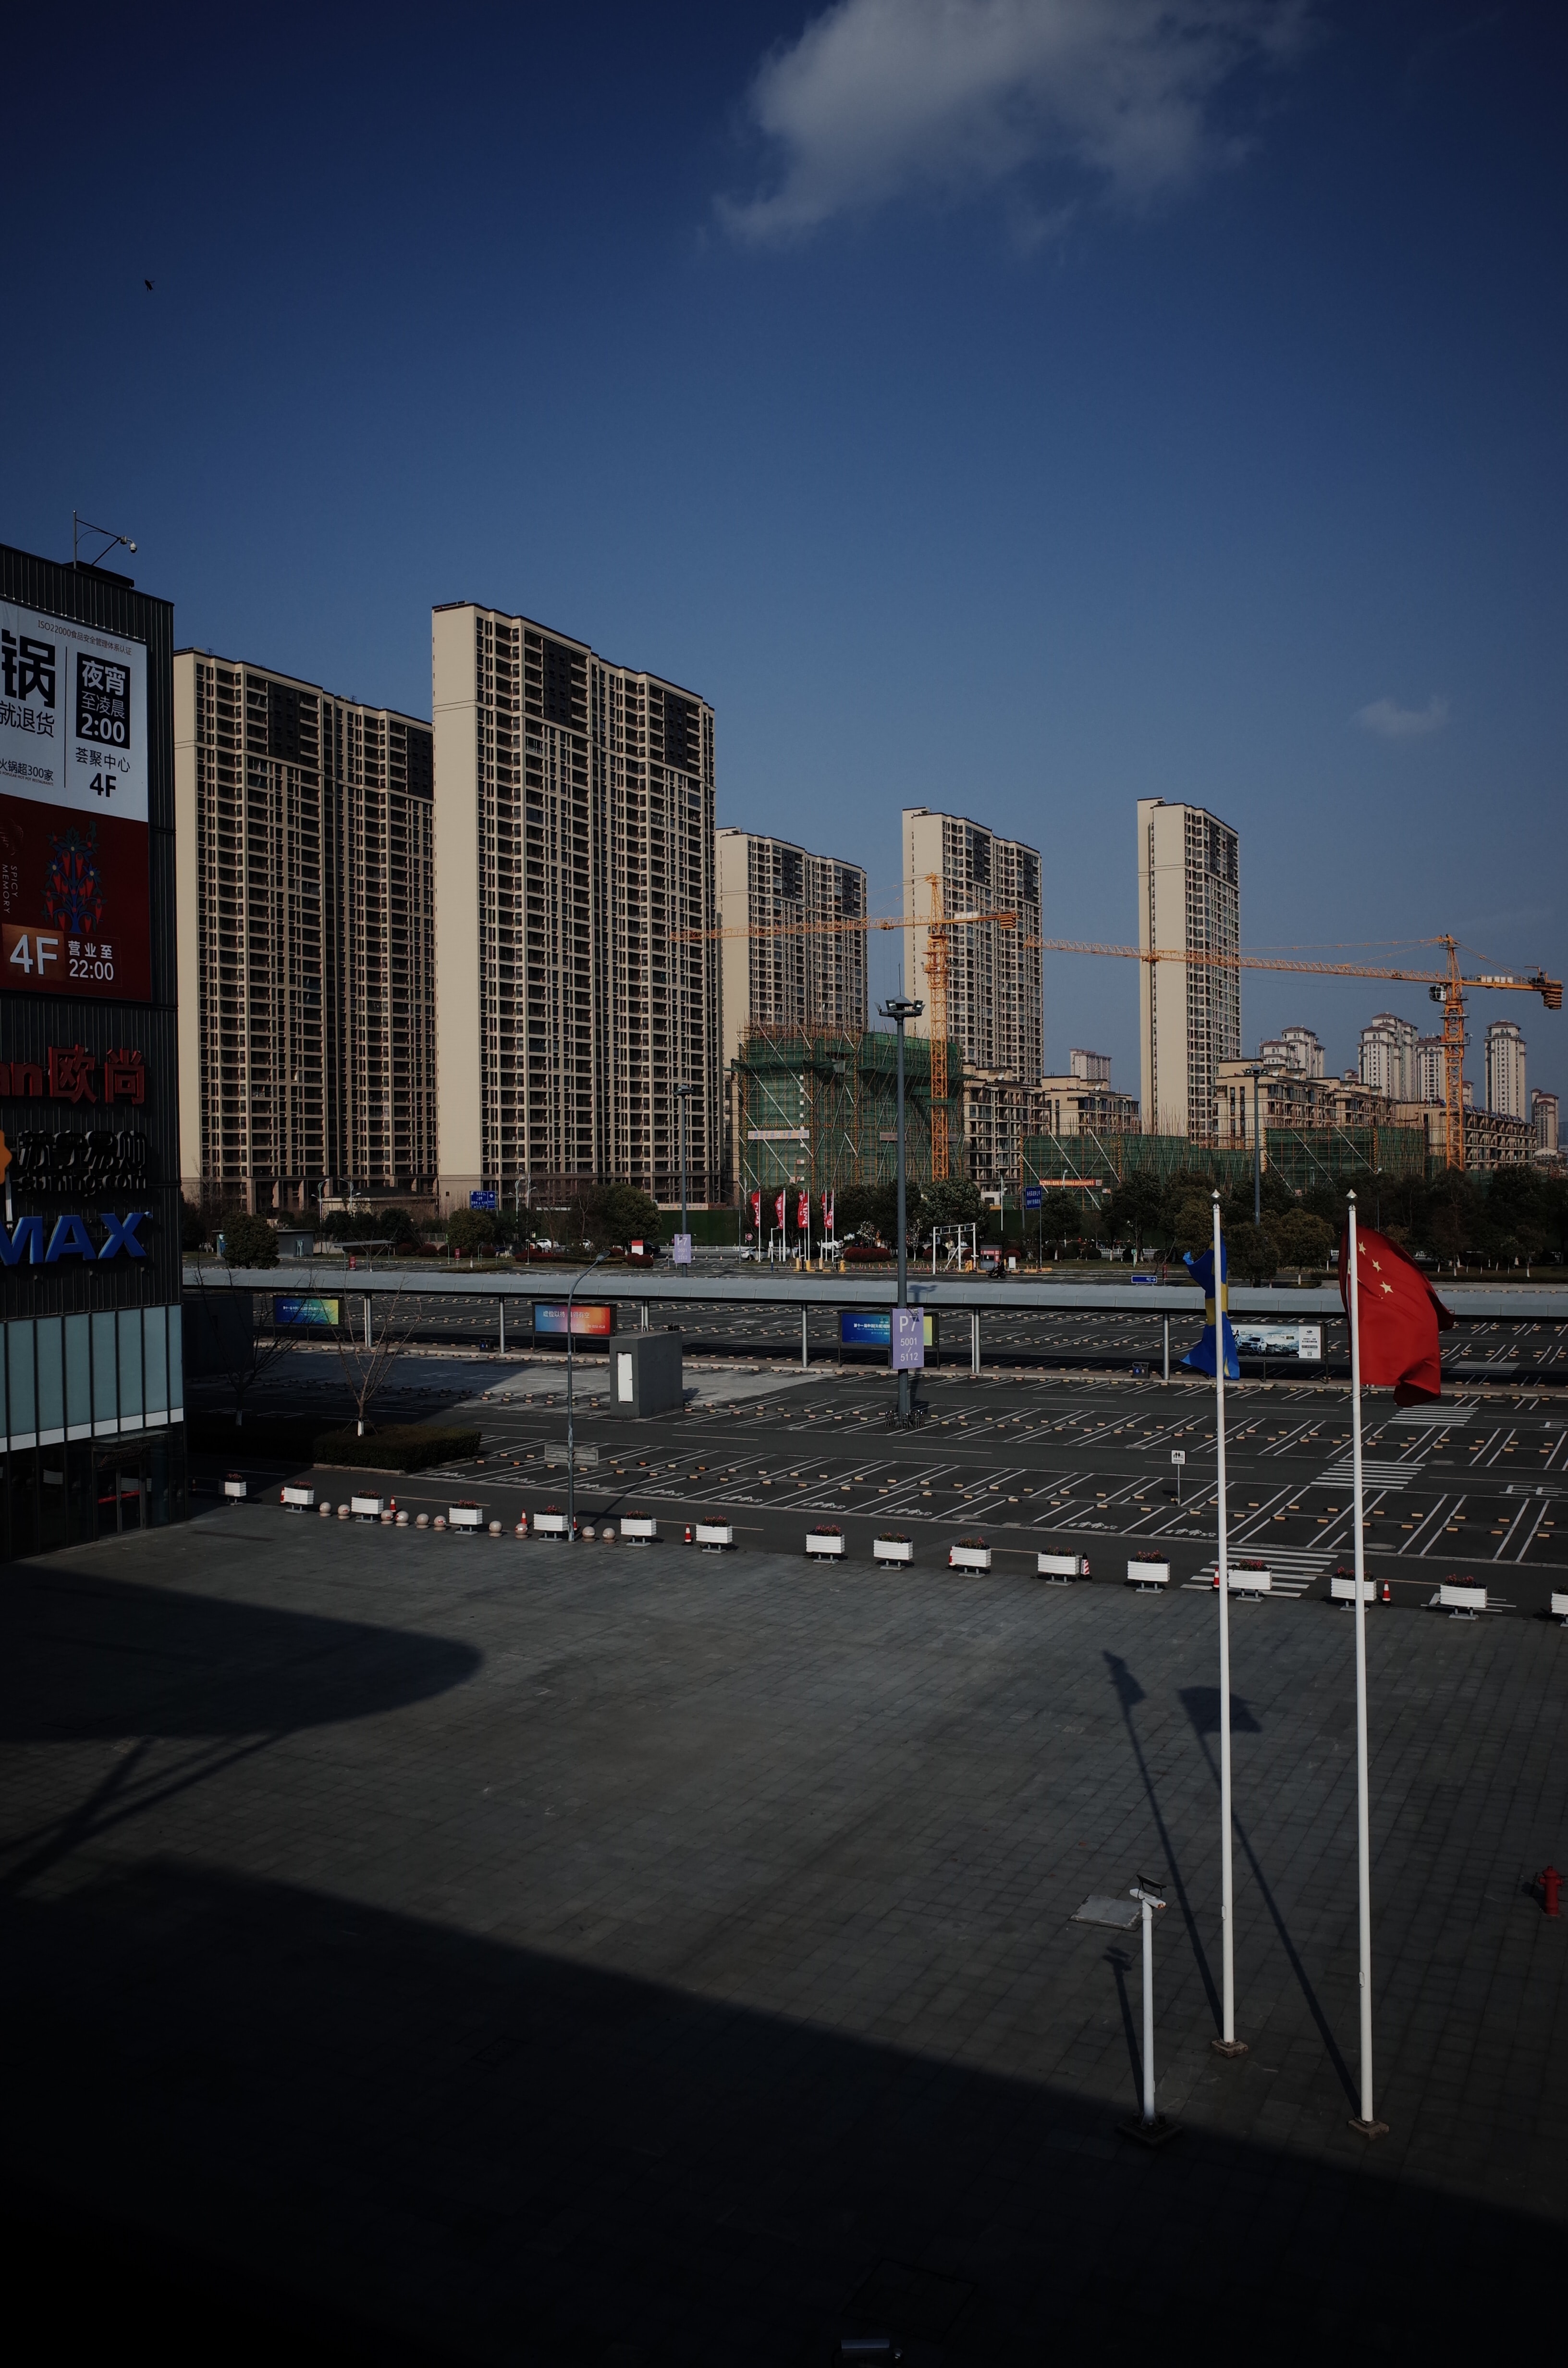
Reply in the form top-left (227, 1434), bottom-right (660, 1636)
top-left (1437, 1580), bottom-right (1486, 1617)
top-left (1037, 1552), bottom-right (1088, 1582)
top-left (448, 1505), bottom-right (484, 1532)
top-left (1330, 1573), bottom-right (1375, 1603)
top-left (223, 1478), bottom-right (247, 1501)
top-left (620, 1516), bottom-right (659, 1544)
top-left (350, 1494), bottom-right (385, 1520)
top-left (532, 1511), bottom-right (569, 1538)
top-left (694, 1521), bottom-right (734, 1550)
top-left (1127, 1558), bottom-right (1170, 1591)
top-left (873, 1537), bottom-right (913, 1565)
top-left (1226, 1565), bottom-right (1272, 1597)
top-left (949, 1542), bottom-right (991, 1572)
top-left (806, 1530), bottom-right (845, 1559)
top-left (280, 1485), bottom-right (316, 1510)
top-left (1551, 1590), bottom-right (1568, 1624)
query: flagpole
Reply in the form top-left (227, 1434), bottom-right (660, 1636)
top-left (1212, 1191), bottom-right (1246, 2058)
top-left (1347, 1193), bottom-right (1387, 2136)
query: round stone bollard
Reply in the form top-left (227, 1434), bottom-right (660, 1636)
top-left (318, 1502), bottom-right (332, 1519)
top-left (337, 1503), bottom-right (351, 1520)
top-left (415, 1512), bottom-right (429, 1529)
top-left (581, 1524), bottom-right (596, 1540)
top-left (601, 1525), bottom-right (615, 1544)
top-left (395, 1510), bottom-right (409, 1527)
top-left (380, 1510), bottom-right (394, 1526)
top-left (514, 1520), bottom-right (527, 1539)
top-left (488, 1520), bottom-right (503, 1538)
top-left (433, 1515), bottom-right (447, 1531)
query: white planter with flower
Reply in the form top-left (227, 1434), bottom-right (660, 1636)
top-left (949, 1540), bottom-right (991, 1572)
top-left (806, 1528), bottom-right (845, 1559)
top-left (874, 1535), bottom-right (913, 1566)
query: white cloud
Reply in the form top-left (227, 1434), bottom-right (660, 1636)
top-left (1354, 695), bottom-right (1450, 742)
top-left (720, 0), bottom-right (1314, 245)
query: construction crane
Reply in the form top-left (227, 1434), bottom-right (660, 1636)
top-left (1018, 933), bottom-right (1560, 1170)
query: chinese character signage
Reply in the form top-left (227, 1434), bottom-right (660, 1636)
top-left (0, 599), bottom-right (150, 1003)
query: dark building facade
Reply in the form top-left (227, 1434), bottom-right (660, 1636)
top-left (0, 543), bottom-right (185, 1555)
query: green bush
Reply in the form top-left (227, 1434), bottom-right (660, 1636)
top-left (222, 1211), bottom-right (279, 1268)
top-left (312, 1426), bottom-right (482, 1473)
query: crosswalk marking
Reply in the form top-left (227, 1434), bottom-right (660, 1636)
top-left (1322, 1460), bottom-right (1421, 1491)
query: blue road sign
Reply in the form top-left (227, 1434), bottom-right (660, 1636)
top-left (1023, 1185), bottom-right (1043, 1210)
top-left (470, 1190), bottom-right (498, 1211)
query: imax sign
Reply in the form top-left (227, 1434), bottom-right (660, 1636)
top-left (0, 1211), bottom-right (150, 1264)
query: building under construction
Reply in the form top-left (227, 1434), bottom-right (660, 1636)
top-left (1021, 1124), bottom-right (1431, 1203)
top-left (731, 1026), bottom-right (964, 1206)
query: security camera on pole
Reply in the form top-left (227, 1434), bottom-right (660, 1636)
top-left (565, 1251), bottom-right (607, 1545)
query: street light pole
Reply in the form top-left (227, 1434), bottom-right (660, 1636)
top-left (676, 1082), bottom-right (693, 1241)
top-left (879, 995), bottom-right (923, 1425)
top-left (1246, 1063), bottom-right (1264, 1226)
top-left (565, 1251), bottom-right (607, 1546)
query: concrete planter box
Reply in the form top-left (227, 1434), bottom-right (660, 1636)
top-left (1551, 1591), bottom-right (1568, 1623)
top-left (1227, 1566), bottom-right (1272, 1597)
top-left (1127, 1559), bottom-right (1170, 1591)
top-left (1037, 1552), bottom-right (1088, 1582)
top-left (1437, 1581), bottom-right (1486, 1617)
top-left (350, 1494), bottom-right (385, 1520)
top-left (620, 1516), bottom-right (659, 1543)
top-left (281, 1485), bottom-right (316, 1510)
top-left (874, 1538), bottom-right (913, 1565)
top-left (1330, 1574), bottom-right (1376, 1603)
top-left (806, 1531), bottom-right (845, 1558)
top-left (532, 1511), bottom-right (569, 1537)
top-left (223, 1478), bottom-right (247, 1501)
top-left (448, 1505), bottom-right (484, 1532)
top-left (694, 1521), bottom-right (734, 1550)
top-left (949, 1544), bottom-right (991, 1572)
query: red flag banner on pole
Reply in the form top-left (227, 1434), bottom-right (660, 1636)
top-left (774, 1191), bottom-right (786, 1232)
top-left (750, 1190), bottom-right (761, 1233)
top-left (822, 1189), bottom-right (834, 1235)
top-left (796, 1190), bottom-right (809, 1233)
top-left (1337, 1223), bottom-right (1454, 1404)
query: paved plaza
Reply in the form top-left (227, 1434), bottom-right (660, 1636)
top-left (1, 1490), bottom-right (1564, 2362)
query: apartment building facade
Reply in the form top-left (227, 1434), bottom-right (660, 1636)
top-left (716, 828), bottom-right (867, 1070)
top-left (1532, 1088), bottom-right (1558, 1156)
top-left (1137, 799), bottom-right (1240, 1142)
top-left (173, 651), bottom-right (435, 1209)
top-left (1359, 1012), bottom-right (1420, 1102)
top-left (901, 808), bottom-right (1043, 1081)
top-left (431, 604), bottom-right (719, 1210)
top-left (1216, 1057), bottom-right (1392, 1147)
top-left (1485, 1018), bottom-right (1527, 1119)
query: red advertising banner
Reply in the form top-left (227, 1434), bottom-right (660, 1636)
top-left (0, 601), bottom-right (150, 1003)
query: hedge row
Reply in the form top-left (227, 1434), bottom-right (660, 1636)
top-left (189, 1415), bottom-right (480, 1473)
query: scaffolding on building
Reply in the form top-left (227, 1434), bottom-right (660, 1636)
top-left (1019, 1125), bottom-right (1432, 1198)
top-left (732, 1026), bottom-right (964, 1208)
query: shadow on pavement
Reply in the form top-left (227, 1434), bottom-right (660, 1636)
top-left (0, 1857), bottom-right (1557, 2366)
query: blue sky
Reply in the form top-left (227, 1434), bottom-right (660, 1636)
top-left (11, 1), bottom-right (1564, 1102)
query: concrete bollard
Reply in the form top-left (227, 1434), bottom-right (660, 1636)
top-left (489, 1519), bottom-right (503, 1537)
top-left (416, 1512), bottom-right (429, 1529)
top-left (380, 1510), bottom-right (394, 1526)
top-left (514, 1520), bottom-right (527, 1539)
top-left (433, 1515), bottom-right (447, 1531)
top-left (601, 1525), bottom-right (615, 1544)
top-left (318, 1502), bottom-right (332, 1518)
top-left (337, 1503), bottom-right (350, 1520)
top-left (395, 1510), bottom-right (409, 1527)
top-left (582, 1524), bottom-right (596, 1540)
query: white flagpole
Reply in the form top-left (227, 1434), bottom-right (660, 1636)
top-left (1347, 1194), bottom-right (1387, 2136)
top-left (1212, 1192), bottom-right (1246, 2057)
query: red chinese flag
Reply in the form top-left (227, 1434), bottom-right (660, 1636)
top-left (1337, 1225), bottom-right (1454, 1405)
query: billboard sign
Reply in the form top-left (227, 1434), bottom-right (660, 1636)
top-left (1023, 1185), bottom-right (1043, 1210)
top-left (1, 599), bottom-right (151, 1002)
top-left (469, 1189), bottom-right (497, 1210)
top-left (532, 1301), bottom-right (615, 1338)
top-left (274, 1294), bottom-right (342, 1329)
top-left (839, 1308), bottom-right (937, 1353)
top-left (1231, 1321), bottom-right (1322, 1361)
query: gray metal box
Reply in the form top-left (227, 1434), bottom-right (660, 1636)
top-left (612, 1331), bottom-right (684, 1418)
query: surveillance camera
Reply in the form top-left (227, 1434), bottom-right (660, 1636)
top-left (128, 541), bottom-right (137, 553)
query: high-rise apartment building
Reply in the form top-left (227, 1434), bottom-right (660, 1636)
top-left (1485, 1018), bottom-right (1527, 1118)
top-left (431, 604), bottom-right (719, 1209)
top-left (1136, 799), bottom-right (1240, 1141)
top-left (1532, 1088), bottom-right (1558, 1154)
top-left (715, 829), bottom-right (867, 1069)
top-left (901, 809), bottom-right (1042, 1081)
top-left (1417, 1034), bottom-right (1446, 1104)
top-left (174, 651), bottom-right (435, 1210)
top-left (1359, 1013), bottom-right (1419, 1103)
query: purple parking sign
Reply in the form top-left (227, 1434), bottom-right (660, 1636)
top-left (890, 1307), bottom-right (925, 1371)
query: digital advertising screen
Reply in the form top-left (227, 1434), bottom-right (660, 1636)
top-left (0, 598), bottom-right (151, 1002)
top-left (839, 1309), bottom-right (938, 1351)
top-left (1231, 1321), bottom-right (1322, 1361)
top-left (532, 1301), bottom-right (615, 1338)
top-left (274, 1295), bottom-right (342, 1328)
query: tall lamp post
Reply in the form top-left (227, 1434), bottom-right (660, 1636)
top-left (1245, 1063), bottom-right (1265, 1226)
top-left (675, 1082), bottom-right (693, 1243)
top-left (879, 994), bottom-right (923, 1426)
top-left (565, 1251), bottom-right (607, 1545)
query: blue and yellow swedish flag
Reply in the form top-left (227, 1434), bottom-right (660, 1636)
top-left (1182, 1239), bottom-right (1239, 1380)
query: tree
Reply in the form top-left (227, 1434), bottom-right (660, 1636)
top-left (333, 1281), bottom-right (421, 1436)
top-left (593, 1182), bottom-right (661, 1249)
top-left (1171, 1194), bottom-right (1213, 1256)
top-left (447, 1208), bottom-right (495, 1257)
top-left (223, 1211), bottom-right (279, 1268)
top-left (181, 1198), bottom-right (208, 1252)
top-left (1105, 1173), bottom-right (1164, 1259)
top-left (922, 1175), bottom-right (982, 1232)
top-left (1227, 1221), bottom-right (1278, 1284)
top-left (1274, 1209), bottom-right (1333, 1271)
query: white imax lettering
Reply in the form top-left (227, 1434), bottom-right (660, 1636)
top-left (0, 1210), bottom-right (150, 1264)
